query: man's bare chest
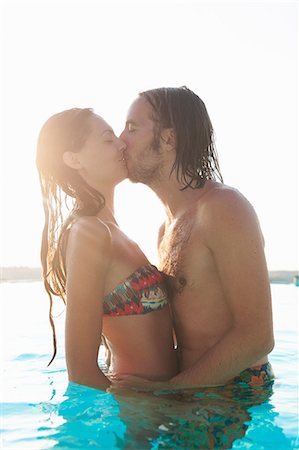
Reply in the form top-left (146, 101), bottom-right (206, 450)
top-left (158, 214), bottom-right (216, 299)
top-left (159, 217), bottom-right (194, 277)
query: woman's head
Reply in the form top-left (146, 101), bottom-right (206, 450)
top-left (36, 108), bottom-right (127, 196)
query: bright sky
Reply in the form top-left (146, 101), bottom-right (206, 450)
top-left (0, 0), bottom-right (298, 270)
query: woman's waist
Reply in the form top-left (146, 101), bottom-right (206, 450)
top-left (107, 347), bottom-right (178, 380)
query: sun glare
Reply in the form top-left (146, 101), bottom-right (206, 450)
top-left (0, 0), bottom-right (297, 271)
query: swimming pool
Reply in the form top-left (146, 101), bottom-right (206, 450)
top-left (1, 282), bottom-right (298, 449)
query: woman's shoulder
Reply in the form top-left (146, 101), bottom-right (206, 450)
top-left (67, 216), bottom-right (112, 252)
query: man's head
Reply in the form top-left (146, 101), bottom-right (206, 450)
top-left (120, 86), bottom-right (223, 189)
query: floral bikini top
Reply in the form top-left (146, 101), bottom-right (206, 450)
top-left (103, 264), bottom-right (169, 316)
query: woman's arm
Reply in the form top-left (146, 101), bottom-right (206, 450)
top-left (64, 216), bottom-right (112, 390)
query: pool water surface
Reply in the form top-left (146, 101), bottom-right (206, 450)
top-left (1, 282), bottom-right (298, 449)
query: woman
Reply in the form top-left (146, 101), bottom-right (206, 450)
top-left (36, 108), bottom-right (178, 390)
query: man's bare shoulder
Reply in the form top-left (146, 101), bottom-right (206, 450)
top-left (193, 183), bottom-right (260, 234)
top-left (197, 183), bottom-right (255, 215)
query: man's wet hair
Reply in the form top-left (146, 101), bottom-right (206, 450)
top-left (139, 86), bottom-right (223, 189)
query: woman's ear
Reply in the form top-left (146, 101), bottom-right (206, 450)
top-left (62, 151), bottom-right (82, 170)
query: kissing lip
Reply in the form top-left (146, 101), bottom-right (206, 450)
top-left (122, 150), bottom-right (129, 162)
top-left (119, 152), bottom-right (128, 166)
top-left (119, 150), bottom-right (126, 162)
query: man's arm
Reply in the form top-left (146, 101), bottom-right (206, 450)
top-left (170, 188), bottom-right (274, 386)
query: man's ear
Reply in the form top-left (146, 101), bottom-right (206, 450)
top-left (62, 151), bottom-right (82, 170)
top-left (161, 128), bottom-right (175, 150)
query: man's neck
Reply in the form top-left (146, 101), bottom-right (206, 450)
top-left (149, 178), bottom-right (213, 221)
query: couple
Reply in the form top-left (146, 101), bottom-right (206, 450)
top-left (36, 86), bottom-right (274, 391)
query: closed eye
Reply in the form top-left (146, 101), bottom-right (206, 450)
top-left (127, 123), bottom-right (137, 132)
top-left (102, 129), bottom-right (116, 142)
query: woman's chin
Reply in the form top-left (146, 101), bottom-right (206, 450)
top-left (116, 172), bottom-right (129, 184)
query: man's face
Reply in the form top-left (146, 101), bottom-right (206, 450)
top-left (120, 96), bottom-right (163, 184)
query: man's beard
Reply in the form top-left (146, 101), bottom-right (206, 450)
top-left (126, 135), bottom-right (163, 185)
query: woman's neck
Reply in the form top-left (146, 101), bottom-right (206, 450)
top-left (96, 187), bottom-right (117, 225)
top-left (97, 205), bottom-right (117, 225)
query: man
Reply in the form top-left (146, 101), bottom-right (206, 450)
top-left (118, 86), bottom-right (274, 387)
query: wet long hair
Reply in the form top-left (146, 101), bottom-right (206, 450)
top-left (36, 108), bottom-right (105, 365)
top-left (140, 86), bottom-right (223, 189)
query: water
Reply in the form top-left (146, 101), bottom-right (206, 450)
top-left (1, 282), bottom-right (298, 449)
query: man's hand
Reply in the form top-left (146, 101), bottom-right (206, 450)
top-left (108, 374), bottom-right (160, 391)
top-left (108, 374), bottom-right (204, 392)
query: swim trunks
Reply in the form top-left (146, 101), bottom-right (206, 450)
top-left (103, 264), bottom-right (169, 316)
top-left (233, 362), bottom-right (274, 386)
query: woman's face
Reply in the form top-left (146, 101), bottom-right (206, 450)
top-left (69, 114), bottom-right (127, 187)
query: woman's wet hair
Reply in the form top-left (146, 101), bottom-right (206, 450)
top-left (36, 108), bottom-right (105, 364)
top-left (139, 86), bottom-right (223, 189)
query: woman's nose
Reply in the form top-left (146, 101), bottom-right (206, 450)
top-left (118, 137), bottom-right (127, 152)
top-left (119, 129), bottom-right (126, 143)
